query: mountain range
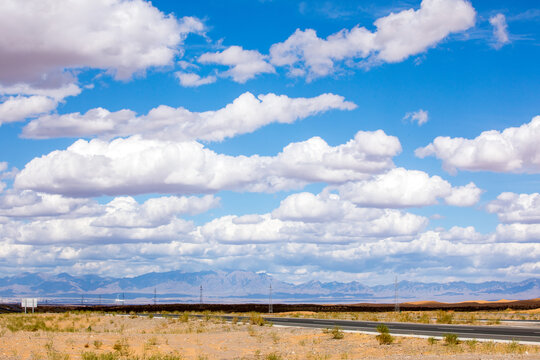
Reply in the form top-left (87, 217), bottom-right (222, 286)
top-left (0, 270), bottom-right (538, 304)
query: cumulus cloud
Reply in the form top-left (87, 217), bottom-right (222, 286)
top-left (487, 192), bottom-right (540, 224)
top-left (270, 0), bottom-right (475, 79)
top-left (403, 109), bottom-right (429, 126)
top-left (0, 190), bottom-right (98, 218)
top-left (337, 168), bottom-right (481, 208)
top-left (489, 13), bottom-right (510, 49)
top-left (14, 130), bottom-right (400, 197)
top-left (201, 192), bottom-right (427, 244)
top-left (416, 116), bottom-right (540, 174)
top-left (22, 92), bottom-right (357, 140)
top-left (494, 223), bottom-right (540, 243)
top-left (199, 46), bottom-right (275, 82)
top-left (2, 223), bottom-right (538, 284)
top-left (0, 0), bottom-right (204, 92)
top-left (175, 72), bottom-right (217, 87)
top-left (0, 96), bottom-right (57, 125)
top-left (0, 194), bottom-right (218, 245)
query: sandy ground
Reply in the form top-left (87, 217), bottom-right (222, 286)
top-left (0, 313), bottom-right (538, 360)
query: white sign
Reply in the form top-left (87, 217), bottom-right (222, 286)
top-left (21, 298), bottom-right (38, 313)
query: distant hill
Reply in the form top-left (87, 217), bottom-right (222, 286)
top-left (0, 270), bottom-right (538, 304)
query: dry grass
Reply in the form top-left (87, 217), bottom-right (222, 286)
top-left (268, 308), bottom-right (540, 324)
top-left (0, 312), bottom-right (537, 359)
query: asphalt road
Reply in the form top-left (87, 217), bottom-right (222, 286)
top-left (264, 316), bottom-right (540, 343)
top-left (181, 314), bottom-right (540, 343)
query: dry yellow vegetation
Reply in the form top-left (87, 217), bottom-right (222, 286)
top-left (0, 312), bottom-right (538, 360)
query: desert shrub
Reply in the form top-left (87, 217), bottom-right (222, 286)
top-left (506, 340), bottom-right (525, 354)
top-left (443, 333), bottom-right (459, 346)
top-left (464, 313), bottom-right (477, 324)
top-left (112, 338), bottom-right (130, 356)
top-left (180, 312), bottom-right (189, 323)
top-left (330, 326), bottom-right (344, 339)
top-left (81, 352), bottom-right (119, 360)
top-left (419, 313), bottom-right (430, 324)
top-left (93, 340), bottom-right (102, 349)
top-left (376, 324), bottom-right (389, 333)
top-left (398, 313), bottom-right (411, 322)
top-left (427, 337), bottom-right (437, 345)
top-left (465, 339), bottom-right (478, 349)
top-left (436, 311), bottom-right (453, 324)
top-left (376, 324), bottom-right (394, 345)
top-left (265, 353), bottom-right (283, 360)
top-left (148, 354), bottom-right (185, 360)
top-left (249, 312), bottom-right (266, 326)
top-left (45, 341), bottom-right (70, 360)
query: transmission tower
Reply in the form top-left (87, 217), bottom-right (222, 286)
top-left (394, 276), bottom-right (400, 313)
top-left (199, 285), bottom-right (203, 305)
top-left (268, 282), bottom-right (273, 313)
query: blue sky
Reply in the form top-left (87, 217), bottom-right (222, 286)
top-left (0, 0), bottom-right (538, 285)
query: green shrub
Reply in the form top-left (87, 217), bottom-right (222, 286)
top-left (443, 333), bottom-right (459, 346)
top-left (265, 353), bottom-right (283, 360)
top-left (82, 353), bottom-right (119, 360)
top-left (249, 312), bottom-right (266, 326)
top-left (330, 326), bottom-right (344, 339)
top-left (376, 324), bottom-right (394, 345)
top-left (376, 324), bottom-right (389, 334)
top-left (427, 337), bottom-right (437, 345)
top-left (112, 338), bottom-right (130, 356)
top-left (376, 332), bottom-right (394, 345)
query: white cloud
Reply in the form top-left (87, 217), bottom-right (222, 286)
top-left (440, 226), bottom-right (488, 244)
top-left (199, 46), bottom-right (275, 82)
top-left (489, 13), bottom-right (510, 49)
top-left (0, 0), bottom-right (204, 91)
top-left (14, 130), bottom-right (400, 197)
top-left (175, 72), bottom-right (217, 87)
top-left (416, 116), bottom-right (540, 174)
top-left (0, 83), bottom-right (82, 101)
top-left (270, 0), bottom-right (475, 79)
top-left (0, 194), bottom-right (218, 245)
top-left (0, 162), bottom-right (6, 172)
top-left (403, 109), bottom-right (429, 126)
top-left (487, 192), bottom-right (540, 224)
top-left (494, 223), bottom-right (540, 243)
top-left (444, 182), bottom-right (483, 207)
top-left (22, 92), bottom-right (357, 141)
top-left (0, 190), bottom-right (98, 218)
top-left (337, 168), bottom-right (481, 208)
top-left (0, 96), bottom-right (57, 125)
top-left (200, 192), bottom-right (427, 244)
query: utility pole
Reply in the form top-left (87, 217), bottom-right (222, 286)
top-left (394, 276), bottom-right (399, 313)
top-left (122, 292), bottom-right (125, 306)
top-left (268, 282), bottom-right (273, 313)
top-left (199, 285), bottom-right (203, 305)
top-left (99, 295), bottom-right (101, 306)
top-left (154, 288), bottom-right (157, 306)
